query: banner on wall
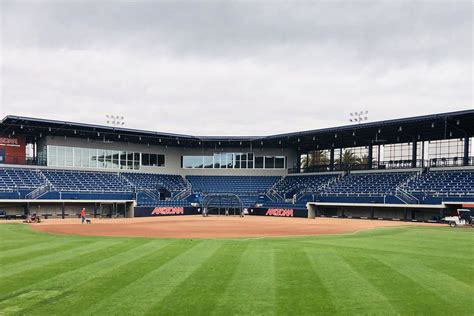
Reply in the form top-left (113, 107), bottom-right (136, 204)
top-left (134, 206), bottom-right (200, 217)
top-left (265, 209), bottom-right (294, 217)
top-left (134, 206), bottom-right (308, 218)
top-left (0, 135), bottom-right (26, 164)
top-left (250, 208), bottom-right (308, 218)
top-left (151, 207), bottom-right (184, 215)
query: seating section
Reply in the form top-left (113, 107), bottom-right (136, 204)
top-left (321, 172), bottom-right (414, 196)
top-left (187, 176), bottom-right (279, 194)
top-left (0, 168), bottom-right (43, 190)
top-left (41, 169), bottom-right (132, 193)
top-left (0, 167), bottom-right (473, 206)
top-left (273, 174), bottom-right (339, 198)
top-left (187, 176), bottom-right (280, 207)
top-left (406, 170), bottom-right (474, 197)
top-left (122, 173), bottom-right (187, 194)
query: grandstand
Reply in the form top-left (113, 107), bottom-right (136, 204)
top-left (0, 110), bottom-right (473, 220)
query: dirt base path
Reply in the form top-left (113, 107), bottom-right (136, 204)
top-left (28, 216), bottom-right (440, 238)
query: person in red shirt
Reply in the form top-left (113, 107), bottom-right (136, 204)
top-left (80, 208), bottom-right (86, 224)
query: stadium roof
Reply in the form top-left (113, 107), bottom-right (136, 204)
top-left (1, 109), bottom-right (473, 151)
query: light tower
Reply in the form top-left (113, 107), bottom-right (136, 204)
top-left (349, 111), bottom-right (368, 124)
top-left (105, 115), bottom-right (125, 127)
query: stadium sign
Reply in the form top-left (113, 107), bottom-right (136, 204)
top-left (265, 209), bottom-right (294, 217)
top-left (151, 207), bottom-right (184, 215)
top-left (0, 137), bottom-right (19, 146)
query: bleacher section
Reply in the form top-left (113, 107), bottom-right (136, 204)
top-left (187, 176), bottom-right (279, 207)
top-left (272, 174), bottom-right (339, 198)
top-left (322, 172), bottom-right (414, 196)
top-left (41, 169), bottom-right (132, 193)
top-left (406, 170), bottom-right (474, 203)
top-left (0, 168), bottom-right (44, 199)
top-left (122, 173), bottom-right (186, 194)
top-left (122, 173), bottom-right (188, 206)
top-left (187, 176), bottom-right (279, 194)
top-left (0, 167), bottom-right (473, 207)
top-left (0, 168), bottom-right (43, 190)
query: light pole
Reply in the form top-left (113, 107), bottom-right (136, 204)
top-left (349, 111), bottom-right (368, 124)
top-left (106, 115), bottom-right (125, 127)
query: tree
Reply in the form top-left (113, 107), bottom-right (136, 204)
top-left (301, 150), bottom-right (330, 168)
top-left (335, 149), bottom-right (358, 165)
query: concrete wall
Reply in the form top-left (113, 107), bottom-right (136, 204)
top-left (41, 136), bottom-right (296, 176)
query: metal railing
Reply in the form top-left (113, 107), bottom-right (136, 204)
top-left (290, 157), bottom-right (474, 174)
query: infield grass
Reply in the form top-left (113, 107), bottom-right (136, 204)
top-left (0, 224), bottom-right (473, 315)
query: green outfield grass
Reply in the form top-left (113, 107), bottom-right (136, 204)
top-left (0, 224), bottom-right (473, 315)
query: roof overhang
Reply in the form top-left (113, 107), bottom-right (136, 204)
top-left (1, 109), bottom-right (473, 150)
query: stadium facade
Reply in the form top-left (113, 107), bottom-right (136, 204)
top-left (0, 110), bottom-right (473, 221)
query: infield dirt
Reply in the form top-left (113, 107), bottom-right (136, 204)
top-left (26, 215), bottom-right (441, 238)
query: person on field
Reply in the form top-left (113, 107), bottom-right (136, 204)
top-left (80, 208), bottom-right (86, 224)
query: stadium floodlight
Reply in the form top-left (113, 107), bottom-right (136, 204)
top-left (349, 111), bottom-right (369, 124)
top-left (106, 114), bottom-right (126, 127)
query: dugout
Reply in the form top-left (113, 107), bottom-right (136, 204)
top-left (307, 202), bottom-right (449, 222)
top-left (0, 199), bottom-right (135, 219)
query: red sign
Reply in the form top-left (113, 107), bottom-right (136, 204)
top-left (0, 137), bottom-right (19, 146)
top-left (151, 207), bottom-right (184, 215)
top-left (265, 209), bottom-right (294, 217)
top-left (0, 135), bottom-right (26, 164)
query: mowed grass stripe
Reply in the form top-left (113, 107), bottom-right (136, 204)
top-left (300, 237), bottom-right (473, 261)
top-left (210, 240), bottom-right (276, 316)
top-left (0, 240), bottom-right (169, 315)
top-left (84, 240), bottom-right (223, 315)
top-left (373, 253), bottom-right (474, 309)
top-left (1, 242), bottom-right (86, 266)
top-left (0, 239), bottom-right (62, 255)
top-left (22, 240), bottom-right (197, 315)
top-left (0, 224), bottom-right (473, 315)
top-left (340, 253), bottom-right (459, 315)
top-left (305, 249), bottom-right (397, 315)
top-left (274, 243), bottom-right (337, 315)
top-left (0, 240), bottom-right (119, 277)
top-left (0, 238), bottom-right (156, 300)
top-left (145, 241), bottom-right (249, 315)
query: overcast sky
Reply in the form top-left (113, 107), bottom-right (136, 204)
top-left (1, 0), bottom-right (472, 136)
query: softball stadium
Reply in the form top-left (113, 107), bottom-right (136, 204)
top-left (1, 110), bottom-right (473, 315)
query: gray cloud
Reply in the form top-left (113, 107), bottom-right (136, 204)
top-left (1, 0), bottom-right (472, 135)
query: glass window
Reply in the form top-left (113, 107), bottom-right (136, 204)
top-left (265, 156), bottom-right (274, 169)
top-left (203, 156), bottom-right (213, 168)
top-left (142, 153), bottom-right (150, 166)
top-left (56, 146), bottom-right (65, 166)
top-left (105, 150), bottom-right (113, 168)
top-left (134, 153), bottom-right (140, 169)
top-left (248, 160), bottom-right (253, 169)
top-left (120, 151), bottom-right (127, 169)
top-left (183, 156), bottom-right (203, 168)
top-left (81, 148), bottom-right (89, 168)
top-left (157, 154), bottom-right (165, 167)
top-left (150, 154), bottom-right (157, 166)
top-left (220, 154), bottom-right (227, 169)
top-left (234, 153), bottom-right (241, 169)
top-left (213, 154), bottom-right (221, 168)
top-left (73, 148), bottom-right (81, 167)
top-left (48, 146), bottom-right (57, 166)
top-left (227, 153), bottom-right (234, 168)
top-left (112, 151), bottom-right (119, 169)
top-left (255, 156), bottom-right (264, 168)
top-left (97, 149), bottom-right (106, 168)
top-left (275, 156), bottom-right (285, 169)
